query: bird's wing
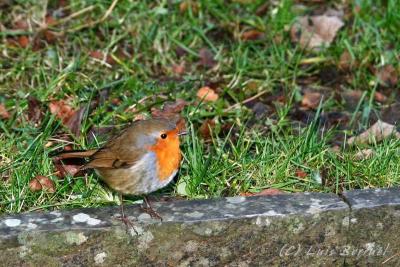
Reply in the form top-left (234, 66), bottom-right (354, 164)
top-left (84, 147), bottom-right (145, 169)
top-left (84, 127), bottom-right (145, 169)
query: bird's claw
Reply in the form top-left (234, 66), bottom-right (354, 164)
top-left (141, 206), bottom-right (163, 221)
top-left (116, 215), bottom-right (138, 235)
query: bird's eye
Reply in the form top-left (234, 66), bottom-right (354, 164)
top-left (161, 133), bottom-right (167, 139)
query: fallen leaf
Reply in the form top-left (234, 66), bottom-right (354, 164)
top-left (53, 157), bottom-right (84, 178)
top-left (342, 90), bottom-right (363, 108)
top-left (290, 13), bottom-right (344, 50)
top-left (354, 148), bottom-right (375, 160)
top-left (380, 103), bottom-right (400, 125)
top-left (164, 99), bottom-right (188, 114)
top-left (241, 30), bottom-right (265, 41)
top-left (65, 106), bottom-right (86, 137)
top-left (63, 145), bottom-right (73, 151)
top-left (27, 96), bottom-right (43, 123)
top-left (295, 169), bottom-right (307, 179)
top-left (49, 100), bottom-right (86, 136)
top-left (251, 102), bottom-right (270, 119)
top-left (376, 64), bottom-right (398, 87)
top-left (0, 104), bottom-right (10, 119)
top-left (172, 62), bottom-right (186, 75)
top-left (14, 19), bottom-right (28, 30)
top-left (240, 188), bottom-right (285, 197)
top-left (49, 100), bottom-right (75, 124)
top-left (321, 111), bottom-right (349, 127)
top-left (347, 120), bottom-right (400, 145)
top-left (43, 30), bottom-right (57, 43)
top-left (111, 98), bottom-right (121, 105)
top-left (196, 86), bottom-right (219, 102)
top-left (175, 47), bottom-right (187, 58)
top-left (179, 0), bottom-right (199, 13)
top-left (198, 48), bottom-right (216, 69)
top-left (151, 99), bottom-right (188, 119)
top-left (29, 175), bottom-right (56, 193)
top-left (255, 2), bottom-right (269, 16)
top-left (199, 119), bottom-right (215, 140)
top-left (89, 50), bottom-right (115, 65)
top-left (339, 50), bottom-right (355, 70)
top-left (301, 91), bottom-right (322, 109)
top-left (29, 178), bottom-right (42, 192)
top-left (45, 15), bottom-right (57, 26)
top-left (17, 36), bottom-right (30, 48)
top-left (257, 188), bottom-right (285, 196)
top-left (374, 91), bottom-right (387, 103)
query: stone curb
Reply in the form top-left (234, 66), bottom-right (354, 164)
top-left (0, 188), bottom-right (399, 266)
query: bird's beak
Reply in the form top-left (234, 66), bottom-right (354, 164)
top-left (178, 131), bottom-right (188, 136)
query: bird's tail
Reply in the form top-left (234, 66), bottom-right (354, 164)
top-left (54, 149), bottom-right (98, 160)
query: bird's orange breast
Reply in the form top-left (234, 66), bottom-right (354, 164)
top-left (147, 129), bottom-right (182, 181)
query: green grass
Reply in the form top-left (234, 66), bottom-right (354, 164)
top-left (1, 0), bottom-right (400, 213)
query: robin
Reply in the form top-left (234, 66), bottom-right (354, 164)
top-left (55, 117), bottom-right (187, 223)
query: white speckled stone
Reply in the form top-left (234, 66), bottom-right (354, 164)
top-left (4, 219), bottom-right (21, 227)
top-left (73, 213), bottom-right (91, 223)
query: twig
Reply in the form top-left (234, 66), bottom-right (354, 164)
top-left (382, 251), bottom-right (399, 264)
top-left (224, 89), bottom-right (269, 112)
top-left (53, 5), bottom-right (96, 27)
top-left (66, 0), bottom-right (119, 33)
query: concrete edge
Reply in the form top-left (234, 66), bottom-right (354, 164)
top-left (0, 188), bottom-right (399, 266)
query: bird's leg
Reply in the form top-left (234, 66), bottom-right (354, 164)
top-left (141, 196), bottom-right (163, 221)
top-left (117, 193), bottom-right (137, 234)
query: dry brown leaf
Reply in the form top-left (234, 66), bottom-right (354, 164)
top-left (89, 50), bottom-right (116, 65)
top-left (295, 169), bottom-right (307, 179)
top-left (290, 13), bottom-right (344, 50)
top-left (17, 36), bottom-right (30, 48)
top-left (27, 96), bottom-right (43, 123)
top-left (342, 90), bottom-right (363, 107)
top-left (65, 106), bottom-right (86, 137)
top-left (45, 15), bottom-right (57, 26)
top-left (53, 157), bottom-right (83, 178)
top-left (49, 100), bottom-right (75, 124)
top-left (339, 50), bottom-right (355, 70)
top-left (255, 2), bottom-right (269, 16)
top-left (0, 104), bottom-right (10, 119)
top-left (256, 188), bottom-right (285, 196)
top-left (14, 19), bottom-right (28, 30)
top-left (374, 91), bottom-right (387, 103)
top-left (376, 64), bottom-right (398, 87)
top-left (179, 1), bottom-right (199, 13)
top-left (241, 30), bottom-right (265, 41)
top-left (240, 188), bottom-right (285, 197)
top-left (172, 62), bottom-right (186, 75)
top-left (301, 91), bottom-right (322, 109)
top-left (354, 148), bottom-right (375, 160)
top-left (347, 120), bottom-right (400, 145)
top-left (197, 86), bottom-right (219, 102)
top-left (29, 178), bottom-right (42, 192)
top-left (151, 99), bottom-right (188, 119)
top-left (199, 119), bottom-right (215, 140)
top-left (49, 100), bottom-right (86, 136)
top-left (198, 48), bottom-right (216, 69)
top-left (43, 30), bottom-right (57, 43)
top-left (29, 175), bottom-right (56, 193)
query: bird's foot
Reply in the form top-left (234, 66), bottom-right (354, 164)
top-left (140, 206), bottom-right (163, 221)
top-left (116, 214), bottom-right (138, 235)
